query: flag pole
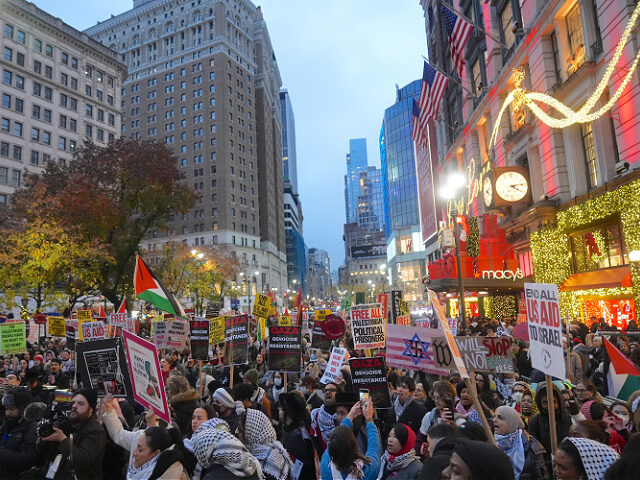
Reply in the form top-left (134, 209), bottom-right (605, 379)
top-left (420, 56), bottom-right (477, 98)
top-left (443, 2), bottom-right (510, 50)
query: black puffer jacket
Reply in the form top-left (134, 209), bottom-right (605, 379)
top-left (0, 417), bottom-right (38, 479)
top-left (421, 436), bottom-right (456, 480)
top-left (519, 430), bottom-right (551, 480)
top-left (527, 384), bottom-right (572, 457)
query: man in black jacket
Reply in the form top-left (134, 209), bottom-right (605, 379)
top-left (389, 375), bottom-right (428, 437)
top-left (0, 386), bottom-right (38, 479)
top-left (43, 359), bottom-right (69, 389)
top-left (421, 423), bottom-right (457, 480)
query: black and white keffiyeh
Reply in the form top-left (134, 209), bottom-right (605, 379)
top-left (244, 408), bottom-right (292, 480)
top-left (377, 450), bottom-right (418, 477)
top-left (394, 396), bottom-right (413, 420)
top-left (565, 437), bottom-right (619, 480)
top-left (192, 419), bottom-right (264, 478)
top-left (312, 404), bottom-right (337, 444)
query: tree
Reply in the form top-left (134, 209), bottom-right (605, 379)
top-left (9, 138), bottom-right (195, 306)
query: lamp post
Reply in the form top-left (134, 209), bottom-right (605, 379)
top-left (190, 250), bottom-right (205, 316)
top-left (439, 172), bottom-right (468, 329)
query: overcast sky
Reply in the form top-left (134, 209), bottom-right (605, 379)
top-left (36, 0), bottom-right (426, 271)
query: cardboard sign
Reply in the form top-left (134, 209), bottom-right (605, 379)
top-left (315, 309), bottom-right (331, 321)
top-left (165, 320), bottom-right (188, 352)
top-left (433, 336), bottom-right (514, 373)
top-left (223, 315), bottom-right (248, 365)
top-left (396, 315), bottom-right (411, 326)
top-left (398, 298), bottom-right (410, 316)
top-left (153, 320), bottom-right (167, 349)
top-left (350, 303), bottom-right (386, 350)
top-left (320, 347), bottom-right (347, 385)
top-left (268, 326), bottom-right (302, 372)
top-left (209, 317), bottom-right (225, 344)
top-left (278, 315), bottom-right (292, 326)
top-left (524, 283), bottom-right (565, 379)
top-left (76, 337), bottom-right (133, 397)
top-left (81, 321), bottom-right (106, 342)
top-left (311, 318), bottom-right (332, 351)
top-left (349, 356), bottom-right (391, 409)
top-left (253, 294), bottom-right (271, 318)
top-left (76, 310), bottom-right (92, 321)
top-left (205, 301), bottom-right (221, 318)
top-left (390, 290), bottom-right (403, 323)
top-left (109, 312), bottom-right (128, 328)
top-left (122, 329), bottom-right (170, 423)
top-left (377, 293), bottom-right (389, 322)
top-left (0, 322), bottom-right (26, 354)
top-left (429, 289), bottom-right (469, 379)
top-left (47, 316), bottom-right (66, 337)
top-left (190, 318), bottom-right (210, 360)
top-left (386, 324), bottom-right (449, 375)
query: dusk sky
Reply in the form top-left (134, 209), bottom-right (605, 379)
top-left (36, 1), bottom-right (427, 272)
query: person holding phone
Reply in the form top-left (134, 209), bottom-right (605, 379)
top-left (419, 381), bottom-right (458, 442)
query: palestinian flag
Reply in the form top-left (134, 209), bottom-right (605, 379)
top-left (134, 254), bottom-right (187, 319)
top-left (117, 299), bottom-right (126, 314)
top-left (604, 336), bottom-right (640, 400)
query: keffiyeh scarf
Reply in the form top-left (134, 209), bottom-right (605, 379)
top-left (244, 408), bottom-right (292, 480)
top-left (495, 429), bottom-right (525, 479)
top-left (394, 396), bottom-right (413, 421)
top-left (192, 419), bottom-right (263, 478)
top-left (126, 447), bottom-right (160, 480)
top-left (312, 404), bottom-right (337, 444)
top-left (378, 450), bottom-right (417, 478)
top-left (330, 459), bottom-right (365, 480)
top-left (565, 437), bottom-right (619, 480)
top-left (455, 400), bottom-right (474, 418)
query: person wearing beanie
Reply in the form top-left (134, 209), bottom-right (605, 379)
top-left (577, 401), bottom-right (627, 453)
top-left (40, 388), bottom-right (106, 480)
top-left (278, 392), bottom-right (316, 480)
top-left (213, 387), bottom-right (240, 434)
top-left (494, 405), bottom-right (550, 480)
top-left (376, 423), bottom-right (422, 480)
top-left (443, 440), bottom-right (515, 480)
top-left (0, 386), bottom-right (38, 480)
top-left (243, 368), bottom-right (272, 418)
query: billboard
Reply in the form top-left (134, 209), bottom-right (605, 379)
top-left (414, 122), bottom-right (438, 244)
top-left (350, 244), bottom-right (387, 258)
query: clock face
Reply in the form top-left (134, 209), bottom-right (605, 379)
top-left (495, 171), bottom-right (529, 202)
top-left (483, 176), bottom-right (493, 207)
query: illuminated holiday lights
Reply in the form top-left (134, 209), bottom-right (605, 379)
top-left (489, 2), bottom-right (640, 149)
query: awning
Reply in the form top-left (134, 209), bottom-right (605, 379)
top-left (560, 266), bottom-right (633, 292)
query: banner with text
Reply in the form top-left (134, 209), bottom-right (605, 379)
top-left (223, 315), bottom-right (248, 365)
top-left (349, 356), bottom-right (391, 409)
top-left (76, 337), bottom-right (132, 397)
top-left (350, 303), bottom-right (386, 350)
top-left (81, 321), bottom-right (106, 342)
top-left (268, 326), bottom-right (302, 372)
top-left (253, 294), bottom-right (272, 318)
top-left (433, 336), bottom-right (514, 373)
top-left (165, 320), bottom-right (188, 352)
top-left (0, 322), bottom-right (26, 355)
top-left (109, 312), bottom-right (128, 328)
top-left (209, 317), bottom-right (225, 344)
top-left (320, 347), bottom-right (348, 385)
top-left (386, 324), bottom-right (449, 375)
top-left (190, 318), bottom-right (209, 360)
top-left (47, 316), bottom-right (66, 337)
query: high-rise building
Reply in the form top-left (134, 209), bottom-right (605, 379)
top-left (380, 80), bottom-right (427, 302)
top-left (87, 0), bottom-right (287, 294)
top-left (357, 166), bottom-right (384, 232)
top-left (344, 138), bottom-right (368, 223)
top-left (0, 0), bottom-right (125, 205)
top-left (280, 89), bottom-right (297, 194)
top-left (306, 247), bottom-right (331, 300)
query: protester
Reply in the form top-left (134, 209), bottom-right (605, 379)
top-left (419, 380), bottom-right (457, 435)
top-left (243, 368), bottom-right (271, 418)
top-left (43, 358), bottom-right (69, 389)
top-left (310, 381), bottom-right (343, 455)
top-left (574, 380), bottom-right (600, 404)
top-left (299, 374), bottom-right (323, 410)
top-left (603, 434), bottom-right (640, 480)
top-left (413, 382), bottom-right (434, 410)
top-left (0, 386), bottom-right (37, 479)
top-left (212, 387), bottom-right (240, 433)
top-left (234, 382), bottom-right (270, 417)
top-left (278, 392), bottom-right (316, 480)
top-left (420, 423), bottom-right (457, 479)
top-left (376, 423), bottom-right (422, 479)
top-left (267, 372), bottom-right (286, 408)
top-left (454, 382), bottom-right (475, 420)
top-left (578, 401), bottom-right (627, 452)
top-left (610, 401), bottom-right (635, 433)
top-left (391, 375), bottom-right (428, 437)
top-left (442, 440), bottom-right (515, 480)
top-left (167, 374), bottom-right (199, 437)
top-left (190, 405), bottom-right (217, 437)
top-left (250, 353), bottom-right (268, 379)
top-left (553, 437), bottom-right (619, 480)
top-left (527, 383), bottom-right (572, 456)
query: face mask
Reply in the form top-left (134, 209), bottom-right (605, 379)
top-left (274, 378), bottom-right (282, 387)
top-left (299, 386), bottom-right (308, 395)
top-left (512, 391), bottom-right (523, 403)
top-left (310, 354), bottom-right (317, 361)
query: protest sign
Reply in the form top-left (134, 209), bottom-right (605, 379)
top-left (122, 329), bottom-right (170, 423)
top-left (390, 290), bottom-right (403, 323)
top-left (386, 324), bottom-right (448, 375)
top-left (205, 301), bottom-right (221, 318)
top-left (109, 312), bottom-right (128, 328)
top-left (253, 294), bottom-right (271, 318)
top-left (355, 292), bottom-right (366, 305)
top-left (223, 315), bottom-right (248, 365)
top-left (165, 320), bottom-right (188, 352)
top-left (278, 315), bottom-right (292, 326)
top-left (268, 326), bottom-right (302, 372)
top-left (433, 336), bottom-right (514, 373)
top-left (349, 356), bottom-right (391, 409)
top-left (320, 347), bottom-right (348, 385)
top-left (76, 337), bottom-right (133, 397)
top-left (190, 318), bottom-right (209, 360)
top-left (65, 320), bottom-right (77, 350)
top-left (81, 321), bottom-right (106, 342)
top-left (0, 322), bottom-right (26, 354)
top-left (429, 289), bottom-right (469, 379)
top-left (350, 303), bottom-right (386, 350)
top-left (396, 315), bottom-right (411, 326)
top-left (76, 309), bottom-right (92, 322)
top-left (311, 317), bottom-right (332, 351)
top-left (524, 283), bottom-right (565, 379)
top-left (377, 293), bottom-right (389, 322)
top-left (321, 314), bottom-right (345, 340)
top-left (47, 316), bottom-right (66, 337)
top-left (315, 309), bottom-right (331, 321)
top-left (153, 320), bottom-right (167, 349)
top-left (209, 317), bottom-right (225, 344)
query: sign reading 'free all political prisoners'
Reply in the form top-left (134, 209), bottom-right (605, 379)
top-left (350, 303), bottom-right (386, 350)
top-left (524, 282), bottom-right (565, 380)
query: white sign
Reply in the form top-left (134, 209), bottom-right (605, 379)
top-left (524, 282), bottom-right (565, 379)
top-left (165, 320), bottom-right (188, 352)
top-left (350, 303), bottom-right (386, 350)
top-left (320, 347), bottom-right (347, 385)
top-left (109, 312), bottom-right (128, 328)
top-left (81, 321), bottom-right (106, 342)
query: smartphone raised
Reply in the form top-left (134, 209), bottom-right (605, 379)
top-left (359, 389), bottom-right (370, 408)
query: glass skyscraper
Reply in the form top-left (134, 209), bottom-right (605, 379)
top-left (344, 138), bottom-right (369, 223)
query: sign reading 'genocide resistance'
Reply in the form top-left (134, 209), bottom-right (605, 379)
top-left (433, 336), bottom-right (514, 373)
top-left (349, 356), bottom-right (391, 409)
top-left (524, 282), bottom-right (565, 380)
top-left (190, 318), bottom-right (210, 361)
top-left (350, 303), bottom-right (386, 350)
top-left (224, 315), bottom-right (248, 365)
top-left (268, 326), bottom-right (302, 372)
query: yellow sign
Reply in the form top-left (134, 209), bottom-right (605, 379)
top-left (398, 299), bottom-right (410, 316)
top-left (209, 317), bottom-right (225, 344)
top-left (278, 315), bottom-right (292, 326)
top-left (253, 294), bottom-right (271, 318)
top-left (47, 316), bottom-right (66, 337)
top-left (76, 310), bottom-right (92, 321)
top-left (315, 309), bottom-right (332, 321)
top-left (150, 314), bottom-right (164, 336)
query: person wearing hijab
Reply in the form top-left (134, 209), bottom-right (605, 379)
top-left (375, 423), bottom-right (421, 480)
top-left (493, 405), bottom-right (550, 480)
top-left (192, 419), bottom-right (263, 479)
top-left (442, 440), bottom-right (515, 480)
top-left (554, 437), bottom-right (619, 480)
top-left (238, 408), bottom-right (292, 480)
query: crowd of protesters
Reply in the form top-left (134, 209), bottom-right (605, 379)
top-left (0, 312), bottom-right (639, 479)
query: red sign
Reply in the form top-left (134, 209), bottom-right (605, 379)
top-left (414, 122), bottom-right (438, 244)
top-left (320, 314), bottom-right (346, 340)
top-left (33, 313), bottom-right (47, 325)
top-left (377, 293), bottom-right (389, 322)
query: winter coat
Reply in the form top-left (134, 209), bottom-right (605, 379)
top-left (379, 457), bottom-right (422, 480)
top-left (201, 463), bottom-right (262, 480)
top-left (321, 418), bottom-right (381, 480)
top-left (52, 416), bottom-right (107, 480)
top-left (527, 384), bottom-right (572, 457)
top-left (395, 401), bottom-right (428, 439)
top-left (170, 389), bottom-right (199, 437)
top-left (280, 424), bottom-right (316, 480)
top-left (0, 418), bottom-right (38, 479)
top-left (421, 436), bottom-right (456, 480)
top-left (519, 430), bottom-right (551, 480)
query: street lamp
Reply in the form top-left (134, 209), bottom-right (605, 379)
top-left (190, 249), bottom-right (206, 316)
top-left (439, 171), bottom-right (468, 328)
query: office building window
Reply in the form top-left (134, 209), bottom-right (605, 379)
top-left (566, 3), bottom-right (586, 75)
top-left (581, 123), bottom-right (598, 189)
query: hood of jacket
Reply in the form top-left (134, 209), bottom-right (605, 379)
top-left (534, 382), bottom-right (566, 418)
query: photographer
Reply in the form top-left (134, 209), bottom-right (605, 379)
top-left (0, 386), bottom-right (38, 479)
top-left (41, 388), bottom-right (106, 480)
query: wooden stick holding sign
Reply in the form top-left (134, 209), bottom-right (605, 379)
top-left (464, 375), bottom-right (496, 446)
top-left (284, 373), bottom-right (288, 393)
top-left (546, 375), bottom-right (558, 453)
top-left (230, 364), bottom-right (235, 389)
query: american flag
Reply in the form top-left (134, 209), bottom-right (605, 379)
top-left (415, 61), bottom-right (448, 136)
top-left (411, 98), bottom-right (422, 144)
top-left (442, 5), bottom-right (473, 79)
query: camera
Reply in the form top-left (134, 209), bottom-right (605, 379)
top-left (36, 389), bottom-right (73, 438)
